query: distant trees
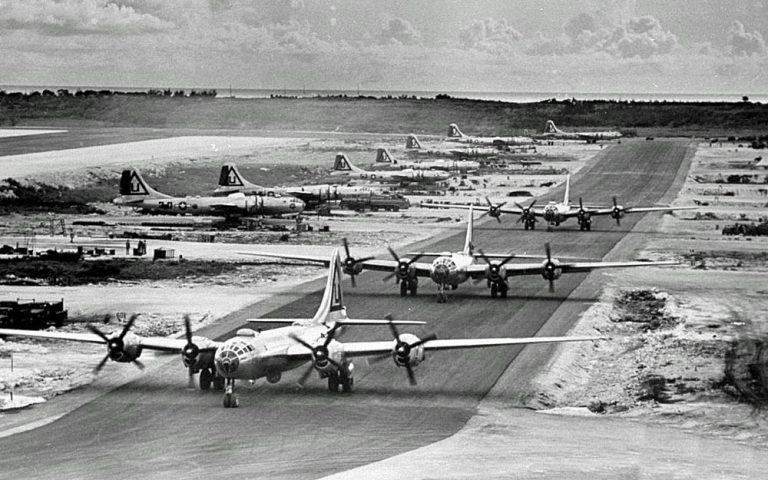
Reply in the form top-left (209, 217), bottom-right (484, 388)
top-left (0, 88), bottom-right (217, 99)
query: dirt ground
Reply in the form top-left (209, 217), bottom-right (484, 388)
top-left (523, 141), bottom-right (768, 447)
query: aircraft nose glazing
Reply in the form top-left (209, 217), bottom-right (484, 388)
top-left (431, 258), bottom-right (455, 282)
top-left (215, 349), bottom-right (240, 375)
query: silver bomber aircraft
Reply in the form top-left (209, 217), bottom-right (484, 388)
top-left (536, 120), bottom-right (622, 143)
top-left (331, 153), bottom-right (451, 183)
top-left (375, 147), bottom-right (480, 173)
top-left (214, 163), bottom-right (373, 209)
top-left (422, 174), bottom-right (697, 231)
top-left (0, 249), bottom-right (601, 408)
top-left (113, 169), bottom-right (304, 217)
top-left (241, 206), bottom-right (678, 302)
top-left (445, 123), bottom-right (535, 147)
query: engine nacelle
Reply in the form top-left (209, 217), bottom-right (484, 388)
top-left (611, 207), bottom-right (624, 220)
top-left (541, 259), bottom-right (562, 281)
top-left (484, 264), bottom-right (506, 283)
top-left (314, 340), bottom-right (345, 375)
top-left (393, 334), bottom-right (426, 368)
top-left (343, 259), bottom-right (364, 276)
top-left (109, 332), bottom-right (143, 363)
top-left (396, 261), bottom-right (417, 281)
top-left (182, 336), bottom-right (218, 370)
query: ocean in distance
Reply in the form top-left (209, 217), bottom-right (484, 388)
top-left (2, 85), bottom-right (766, 104)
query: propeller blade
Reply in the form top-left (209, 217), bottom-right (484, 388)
top-left (87, 324), bottom-right (110, 343)
top-left (405, 364), bottom-right (417, 386)
top-left (296, 365), bottom-right (315, 386)
top-left (382, 271), bottom-right (396, 282)
top-left (350, 272), bottom-right (357, 287)
top-left (476, 249), bottom-right (492, 265)
top-left (118, 313), bottom-right (139, 340)
top-left (616, 216), bottom-right (621, 226)
top-left (342, 237), bottom-right (351, 259)
top-left (548, 279), bottom-right (555, 293)
top-left (613, 196), bottom-right (618, 207)
top-left (485, 197), bottom-right (493, 207)
top-left (384, 313), bottom-right (401, 341)
top-left (93, 354), bottom-right (110, 374)
top-left (288, 333), bottom-right (314, 351)
top-left (579, 197), bottom-right (584, 210)
top-left (323, 323), bottom-right (340, 347)
top-left (514, 201), bottom-right (526, 211)
top-left (386, 246), bottom-right (400, 263)
top-left (132, 359), bottom-right (145, 370)
top-left (495, 215), bottom-right (501, 224)
top-left (497, 201), bottom-right (507, 208)
top-left (499, 254), bottom-right (517, 267)
top-left (184, 315), bottom-right (193, 345)
top-left (407, 254), bottom-right (423, 266)
top-left (545, 243), bottom-right (552, 262)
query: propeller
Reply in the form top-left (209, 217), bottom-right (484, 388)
top-left (475, 249), bottom-right (517, 284)
top-left (87, 313), bottom-right (144, 374)
top-left (514, 200), bottom-right (537, 224)
top-left (541, 243), bottom-right (560, 293)
top-left (611, 196), bottom-right (623, 226)
top-left (341, 238), bottom-right (375, 287)
top-left (383, 314), bottom-right (437, 386)
top-left (181, 315), bottom-right (199, 389)
top-left (483, 197), bottom-right (507, 223)
top-left (382, 247), bottom-right (423, 283)
top-left (289, 323), bottom-right (343, 386)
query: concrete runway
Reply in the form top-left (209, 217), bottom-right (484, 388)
top-left (0, 139), bottom-right (692, 479)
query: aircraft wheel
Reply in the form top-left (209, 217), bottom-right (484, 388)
top-left (500, 283), bottom-right (508, 298)
top-left (400, 281), bottom-right (408, 297)
top-left (223, 393), bottom-right (239, 408)
top-left (328, 375), bottom-right (340, 393)
top-left (199, 368), bottom-right (213, 391)
top-left (586, 222), bottom-right (591, 232)
top-left (213, 376), bottom-right (225, 391)
top-left (524, 223), bottom-right (529, 231)
top-left (579, 223), bottom-right (585, 231)
top-left (530, 222), bottom-right (536, 231)
top-left (341, 374), bottom-right (354, 393)
top-left (490, 283), bottom-right (498, 298)
top-left (409, 283), bottom-right (418, 296)
top-left (451, 284), bottom-right (458, 290)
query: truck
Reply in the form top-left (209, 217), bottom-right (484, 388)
top-left (0, 298), bottom-right (68, 329)
top-left (340, 193), bottom-right (411, 212)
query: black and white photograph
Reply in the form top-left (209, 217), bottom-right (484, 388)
top-left (1, 1), bottom-right (767, 478)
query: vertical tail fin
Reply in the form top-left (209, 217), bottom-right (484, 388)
top-left (406, 135), bottom-right (423, 149)
top-left (375, 148), bottom-right (396, 164)
top-left (463, 205), bottom-right (474, 255)
top-left (218, 164), bottom-right (263, 190)
top-left (311, 249), bottom-right (346, 324)
top-left (447, 123), bottom-right (464, 138)
top-left (563, 174), bottom-right (571, 206)
top-left (544, 120), bottom-right (560, 134)
top-left (119, 169), bottom-right (169, 199)
top-left (333, 153), bottom-right (365, 173)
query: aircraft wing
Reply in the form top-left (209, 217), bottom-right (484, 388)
top-left (239, 251), bottom-right (432, 277)
top-left (337, 335), bottom-right (601, 357)
top-left (469, 259), bottom-right (679, 277)
top-left (0, 328), bottom-right (218, 353)
top-left (420, 203), bottom-right (538, 217)
top-left (588, 205), bottom-right (698, 216)
top-left (247, 319), bottom-right (426, 326)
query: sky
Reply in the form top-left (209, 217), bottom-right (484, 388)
top-left (1, 0), bottom-right (767, 95)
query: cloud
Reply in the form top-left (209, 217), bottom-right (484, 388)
top-left (0, 0), bottom-right (174, 35)
top-left (378, 17), bottom-right (422, 45)
top-left (529, 14), bottom-right (677, 58)
top-left (458, 18), bottom-right (522, 53)
top-left (728, 21), bottom-right (767, 56)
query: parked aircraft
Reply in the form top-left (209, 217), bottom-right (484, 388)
top-left (445, 123), bottom-right (535, 147)
top-left (241, 206), bottom-right (677, 302)
top-left (215, 164), bottom-right (372, 209)
top-left (404, 134), bottom-right (499, 159)
top-left (375, 148), bottom-right (479, 172)
top-left (113, 169), bottom-right (304, 217)
top-left (536, 120), bottom-right (622, 143)
top-left (332, 154), bottom-right (451, 183)
top-left (422, 174), bottom-right (696, 231)
top-left (0, 250), bottom-right (602, 408)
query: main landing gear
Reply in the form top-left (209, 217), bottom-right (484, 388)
top-left (327, 370), bottom-right (354, 393)
top-left (199, 368), bottom-right (225, 391)
top-left (399, 279), bottom-right (418, 297)
top-left (490, 281), bottom-right (508, 298)
top-left (222, 378), bottom-right (239, 408)
top-left (579, 219), bottom-right (592, 231)
top-left (524, 219), bottom-right (536, 231)
top-left (546, 222), bottom-right (559, 232)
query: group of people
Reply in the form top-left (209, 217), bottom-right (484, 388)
top-left (125, 239), bottom-right (148, 255)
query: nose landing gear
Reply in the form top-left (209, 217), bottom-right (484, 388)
top-left (222, 378), bottom-right (239, 408)
top-left (437, 284), bottom-right (448, 303)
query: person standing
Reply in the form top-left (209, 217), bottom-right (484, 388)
top-left (125, 239), bottom-right (131, 255)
